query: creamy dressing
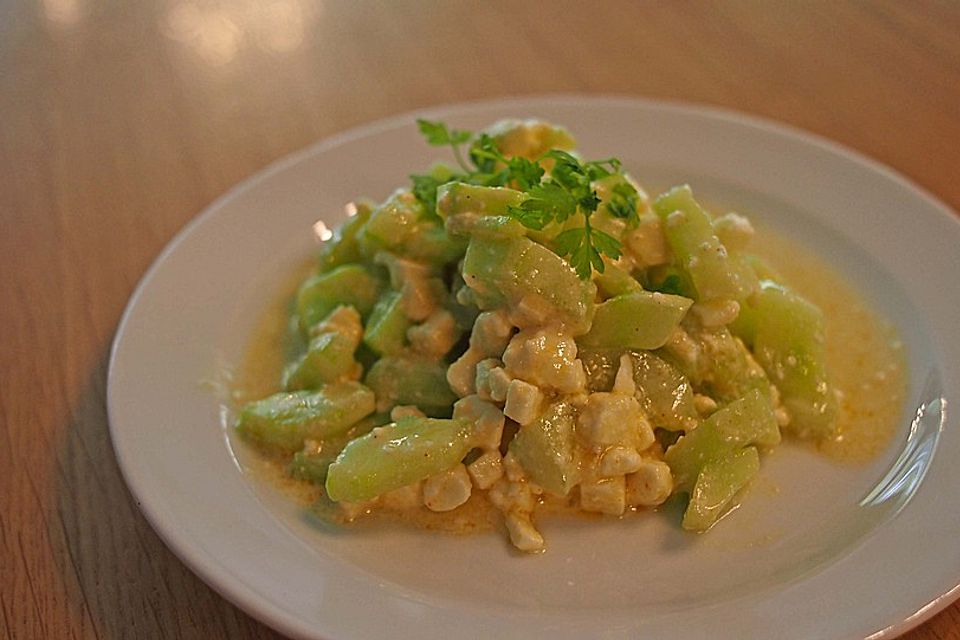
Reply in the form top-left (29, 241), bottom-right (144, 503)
top-left (232, 226), bottom-right (906, 533)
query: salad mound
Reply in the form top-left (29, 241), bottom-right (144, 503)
top-left (235, 119), bottom-right (839, 552)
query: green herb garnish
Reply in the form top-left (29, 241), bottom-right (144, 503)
top-left (411, 119), bottom-right (636, 279)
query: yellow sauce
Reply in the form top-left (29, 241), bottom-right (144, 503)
top-left (231, 226), bottom-right (907, 533)
top-left (748, 226), bottom-right (907, 462)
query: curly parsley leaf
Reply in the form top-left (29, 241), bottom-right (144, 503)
top-left (607, 182), bottom-right (640, 224)
top-left (410, 173), bottom-right (445, 221)
top-left (413, 119), bottom-right (631, 279)
top-left (417, 119), bottom-right (471, 146)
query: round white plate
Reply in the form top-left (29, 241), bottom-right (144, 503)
top-left (108, 96), bottom-right (960, 639)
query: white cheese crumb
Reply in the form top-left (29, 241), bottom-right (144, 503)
top-left (453, 395), bottom-right (505, 451)
top-left (503, 379), bottom-right (544, 426)
top-left (626, 460), bottom-right (673, 507)
top-left (422, 464), bottom-right (472, 512)
top-left (467, 451), bottom-right (504, 490)
top-left (580, 476), bottom-right (627, 516)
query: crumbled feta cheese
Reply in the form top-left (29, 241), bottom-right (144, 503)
top-left (447, 348), bottom-right (483, 398)
top-left (374, 251), bottom-right (432, 290)
top-left (469, 310), bottom-right (514, 357)
top-left (626, 460), bottom-right (673, 507)
top-left (691, 299), bottom-right (740, 328)
top-left (580, 476), bottom-right (627, 516)
top-left (467, 450), bottom-right (504, 489)
top-left (504, 511), bottom-right (544, 552)
top-left (612, 354), bottom-right (637, 396)
top-left (507, 293), bottom-right (554, 328)
top-left (625, 214), bottom-right (669, 267)
top-left (474, 358), bottom-right (499, 401)
top-left (407, 309), bottom-right (457, 358)
top-left (400, 277), bottom-right (440, 322)
top-left (453, 395), bottom-right (505, 451)
top-left (599, 446), bottom-right (644, 477)
top-left (693, 394), bottom-right (719, 416)
top-left (487, 366), bottom-right (513, 403)
top-left (576, 392), bottom-right (654, 452)
top-left (489, 474), bottom-right (537, 512)
top-left (713, 212), bottom-right (754, 251)
top-left (502, 327), bottom-right (587, 394)
top-left (422, 464), bottom-right (472, 512)
top-left (390, 405), bottom-right (426, 421)
top-left (664, 326), bottom-right (700, 368)
top-left (311, 305), bottom-right (363, 345)
top-left (503, 379), bottom-right (544, 426)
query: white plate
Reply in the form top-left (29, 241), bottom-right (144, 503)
top-left (108, 96), bottom-right (960, 639)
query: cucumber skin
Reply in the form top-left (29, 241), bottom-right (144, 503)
top-left (325, 417), bottom-right (473, 503)
top-left (682, 446), bottom-right (760, 531)
top-left (579, 291), bottom-right (692, 350)
top-left (236, 382), bottom-right (376, 453)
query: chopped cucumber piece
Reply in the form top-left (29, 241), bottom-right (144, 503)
top-left (753, 282), bottom-right (837, 439)
top-left (592, 264), bottom-right (643, 299)
top-left (445, 214), bottom-right (528, 239)
top-left (363, 291), bottom-right (411, 356)
top-left (236, 382), bottom-right (376, 453)
top-left (288, 412), bottom-right (391, 484)
top-left (508, 401), bottom-right (580, 496)
top-left (579, 291), bottom-right (692, 350)
top-left (365, 356), bottom-right (458, 416)
top-left (653, 185), bottom-right (758, 301)
top-left (359, 190), bottom-right (467, 265)
top-left (682, 446), bottom-right (759, 531)
top-left (317, 202), bottom-right (372, 273)
top-left (579, 349), bottom-right (698, 431)
top-left (664, 389), bottom-right (778, 492)
top-left (437, 183), bottom-right (526, 218)
top-left (325, 417), bottom-right (473, 502)
top-left (462, 235), bottom-right (596, 334)
top-left (297, 265), bottom-right (383, 335)
top-left (284, 331), bottom-right (358, 390)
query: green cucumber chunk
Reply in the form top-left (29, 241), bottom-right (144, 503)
top-left (288, 412), bottom-right (391, 484)
top-left (297, 265), bottom-right (383, 336)
top-left (644, 264), bottom-right (697, 299)
top-left (284, 332), bottom-right (358, 390)
top-left (365, 356), bottom-right (458, 417)
top-left (682, 446), bottom-right (760, 531)
top-left (579, 291), bottom-right (692, 350)
top-left (753, 281), bottom-right (837, 440)
top-left (317, 202), bottom-right (372, 273)
top-left (592, 264), bottom-right (643, 300)
top-left (325, 417), bottom-right (473, 502)
top-left (462, 235), bottom-right (596, 334)
top-left (666, 322), bottom-right (772, 405)
top-left (436, 183), bottom-right (526, 218)
top-left (235, 382), bottom-right (376, 453)
top-left (580, 349), bottom-right (699, 432)
top-left (664, 388), bottom-right (778, 492)
top-left (359, 190), bottom-right (467, 265)
top-left (653, 185), bottom-right (758, 301)
top-left (445, 214), bottom-right (528, 239)
top-left (508, 401), bottom-right (580, 496)
top-left (363, 291), bottom-right (411, 356)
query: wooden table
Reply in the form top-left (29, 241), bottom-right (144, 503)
top-left (2, 1), bottom-right (958, 638)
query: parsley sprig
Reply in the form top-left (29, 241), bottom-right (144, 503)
top-left (411, 119), bottom-right (637, 279)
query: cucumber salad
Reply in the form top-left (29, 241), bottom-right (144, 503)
top-left (235, 119), bottom-right (843, 552)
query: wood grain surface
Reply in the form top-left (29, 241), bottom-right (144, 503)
top-left (2, 1), bottom-right (959, 638)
